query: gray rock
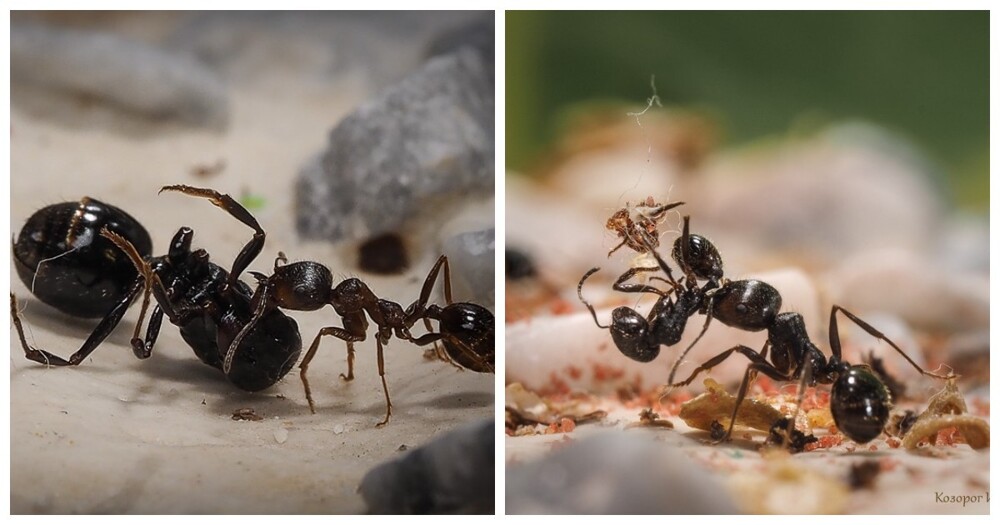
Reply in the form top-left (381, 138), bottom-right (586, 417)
top-left (167, 11), bottom-right (482, 86)
top-left (359, 419), bottom-right (493, 514)
top-left (441, 228), bottom-right (496, 308)
top-left (296, 48), bottom-right (494, 243)
top-left (11, 22), bottom-right (229, 129)
top-left (506, 433), bottom-right (739, 514)
top-left (426, 14), bottom-right (495, 69)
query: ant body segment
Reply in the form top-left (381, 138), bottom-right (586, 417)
top-left (579, 206), bottom-right (955, 444)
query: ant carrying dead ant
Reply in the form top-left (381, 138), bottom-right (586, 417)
top-left (11, 185), bottom-right (495, 425)
top-left (579, 205), bottom-right (955, 444)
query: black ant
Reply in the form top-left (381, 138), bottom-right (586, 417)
top-left (11, 185), bottom-right (303, 391)
top-left (225, 250), bottom-right (495, 426)
top-left (579, 210), bottom-right (955, 444)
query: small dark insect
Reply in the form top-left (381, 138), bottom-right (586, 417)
top-left (765, 417), bottom-right (818, 453)
top-left (847, 460), bottom-right (882, 490)
top-left (579, 207), bottom-right (955, 445)
top-left (358, 232), bottom-right (409, 275)
top-left (232, 407), bottom-right (263, 421)
top-left (709, 420), bottom-right (726, 441)
top-left (12, 185), bottom-right (303, 392)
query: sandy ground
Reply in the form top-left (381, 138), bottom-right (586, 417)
top-left (9, 66), bottom-right (494, 513)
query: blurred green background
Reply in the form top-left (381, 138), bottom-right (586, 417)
top-left (506, 11), bottom-right (989, 210)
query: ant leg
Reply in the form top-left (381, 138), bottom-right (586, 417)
top-left (298, 326), bottom-right (366, 414)
top-left (667, 297), bottom-right (716, 385)
top-left (666, 343), bottom-right (771, 389)
top-left (646, 201), bottom-right (685, 222)
top-left (639, 234), bottom-right (679, 287)
top-left (411, 332), bottom-right (494, 374)
top-left (11, 278), bottom-right (145, 366)
top-left (375, 338), bottom-right (392, 427)
top-left (778, 357), bottom-right (814, 451)
top-left (413, 255), bottom-right (453, 358)
top-left (612, 266), bottom-right (673, 297)
top-left (607, 238), bottom-right (627, 257)
top-left (160, 185), bottom-right (266, 288)
top-left (829, 305), bottom-right (955, 380)
top-left (577, 268), bottom-right (609, 329)
top-left (716, 361), bottom-right (794, 444)
top-left (132, 306), bottom-right (164, 359)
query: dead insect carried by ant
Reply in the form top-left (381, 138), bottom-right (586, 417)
top-left (11, 185), bottom-right (494, 425)
top-left (579, 204), bottom-right (955, 445)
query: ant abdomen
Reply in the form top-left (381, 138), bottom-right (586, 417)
top-left (436, 303), bottom-right (495, 372)
top-left (831, 366), bottom-right (892, 443)
top-left (14, 198), bottom-right (152, 318)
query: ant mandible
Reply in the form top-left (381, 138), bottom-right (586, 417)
top-left (580, 209), bottom-right (955, 444)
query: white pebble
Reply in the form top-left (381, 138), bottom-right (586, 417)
top-left (274, 427), bottom-right (288, 444)
top-left (333, 424), bottom-right (345, 435)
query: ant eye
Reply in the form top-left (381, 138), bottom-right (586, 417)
top-left (736, 303), bottom-right (748, 314)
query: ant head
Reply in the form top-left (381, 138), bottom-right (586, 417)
top-left (671, 233), bottom-right (723, 283)
top-left (437, 303), bottom-right (494, 372)
top-left (609, 307), bottom-right (660, 362)
top-left (830, 365), bottom-right (892, 444)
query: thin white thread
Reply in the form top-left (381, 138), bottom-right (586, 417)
top-left (30, 247), bottom-right (81, 297)
top-left (616, 74), bottom-right (665, 221)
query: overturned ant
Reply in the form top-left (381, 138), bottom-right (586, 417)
top-left (11, 186), bottom-right (303, 391)
top-left (580, 210), bottom-right (955, 444)
top-left (225, 249), bottom-right (495, 425)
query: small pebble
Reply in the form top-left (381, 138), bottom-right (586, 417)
top-left (274, 427), bottom-right (288, 444)
top-left (333, 424), bottom-right (345, 435)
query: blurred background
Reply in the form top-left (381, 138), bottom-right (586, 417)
top-left (507, 11), bottom-right (988, 210)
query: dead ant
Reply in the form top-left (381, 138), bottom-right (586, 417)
top-left (580, 211), bottom-right (955, 444)
top-left (11, 186), bottom-right (303, 391)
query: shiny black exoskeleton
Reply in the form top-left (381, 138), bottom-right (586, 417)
top-left (579, 209), bottom-right (954, 445)
top-left (13, 198), bottom-right (153, 319)
top-left (11, 186), bottom-right (302, 392)
top-left (235, 252), bottom-right (495, 425)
